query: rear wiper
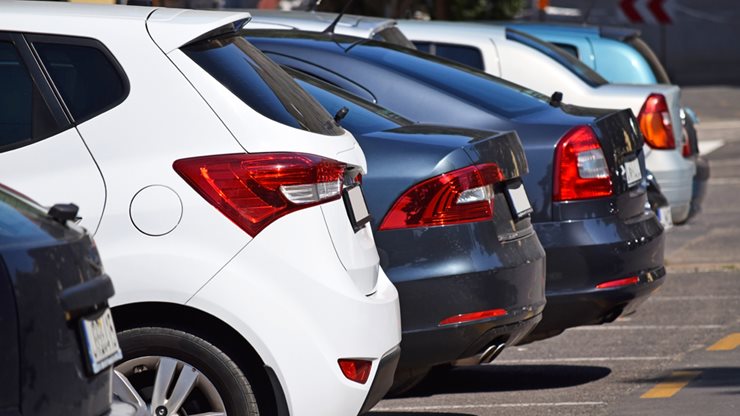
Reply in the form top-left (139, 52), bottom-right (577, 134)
top-left (549, 91), bottom-right (563, 107)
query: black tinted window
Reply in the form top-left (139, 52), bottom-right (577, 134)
top-left (183, 35), bottom-right (343, 136)
top-left (290, 69), bottom-right (410, 136)
top-left (552, 42), bottom-right (579, 58)
top-left (33, 40), bottom-right (127, 122)
top-left (506, 28), bottom-right (608, 87)
top-left (421, 42), bottom-right (485, 70)
top-left (0, 42), bottom-right (60, 150)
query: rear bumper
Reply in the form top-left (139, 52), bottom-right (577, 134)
top-left (523, 267), bottom-right (666, 342)
top-left (527, 209), bottom-right (665, 341)
top-left (358, 346), bottom-right (401, 415)
top-left (376, 222), bottom-right (546, 370)
top-left (646, 149), bottom-right (695, 223)
top-left (690, 155), bottom-right (710, 217)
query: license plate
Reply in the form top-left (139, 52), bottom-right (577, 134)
top-left (505, 181), bottom-right (533, 219)
top-left (343, 185), bottom-right (371, 232)
top-left (80, 308), bottom-right (122, 374)
top-left (624, 158), bottom-right (642, 186)
top-left (657, 206), bottom-right (673, 230)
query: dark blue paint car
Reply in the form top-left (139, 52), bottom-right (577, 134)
top-left (0, 185), bottom-right (121, 416)
top-left (289, 68), bottom-right (546, 389)
top-left (246, 30), bottom-right (665, 345)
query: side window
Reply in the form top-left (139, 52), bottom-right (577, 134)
top-left (553, 42), bottom-right (579, 58)
top-left (32, 39), bottom-right (127, 123)
top-left (434, 44), bottom-right (484, 71)
top-left (411, 41), bottom-right (484, 71)
top-left (0, 41), bottom-right (60, 150)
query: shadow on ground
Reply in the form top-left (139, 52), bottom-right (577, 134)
top-left (627, 366), bottom-right (740, 394)
top-left (398, 364), bottom-right (612, 398)
top-left (370, 413), bottom-right (475, 416)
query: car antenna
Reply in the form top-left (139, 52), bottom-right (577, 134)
top-left (307, 0), bottom-right (322, 12)
top-left (549, 91), bottom-right (563, 107)
top-left (322, 0), bottom-right (355, 34)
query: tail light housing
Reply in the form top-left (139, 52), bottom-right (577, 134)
top-left (638, 94), bottom-right (676, 150)
top-left (379, 163), bottom-right (502, 230)
top-left (553, 125), bottom-right (613, 202)
top-left (439, 308), bottom-right (508, 326)
top-left (596, 276), bottom-right (639, 289)
top-left (174, 153), bottom-right (346, 236)
top-left (681, 130), bottom-right (693, 157)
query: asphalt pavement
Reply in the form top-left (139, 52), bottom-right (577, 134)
top-left (370, 86), bottom-right (740, 416)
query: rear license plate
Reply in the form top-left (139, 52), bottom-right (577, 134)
top-left (657, 206), bottom-right (673, 230)
top-left (624, 158), bottom-right (642, 186)
top-left (505, 181), bottom-right (533, 219)
top-left (343, 185), bottom-right (371, 232)
top-left (80, 308), bottom-right (122, 374)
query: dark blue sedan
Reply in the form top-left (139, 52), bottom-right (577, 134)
top-left (290, 68), bottom-right (547, 391)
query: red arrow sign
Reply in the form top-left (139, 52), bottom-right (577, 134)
top-left (648, 0), bottom-right (672, 24)
top-left (620, 0), bottom-right (644, 23)
top-left (620, 0), bottom-right (672, 24)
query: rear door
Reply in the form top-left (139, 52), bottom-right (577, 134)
top-left (0, 33), bottom-right (106, 234)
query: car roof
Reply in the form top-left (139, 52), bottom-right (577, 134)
top-left (247, 10), bottom-right (397, 38)
top-left (396, 19), bottom-right (508, 41)
top-left (507, 22), bottom-right (640, 41)
top-left (0, 1), bottom-right (251, 53)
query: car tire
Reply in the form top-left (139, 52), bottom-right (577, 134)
top-left (114, 327), bottom-right (260, 416)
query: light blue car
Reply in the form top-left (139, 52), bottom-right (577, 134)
top-left (510, 23), bottom-right (709, 220)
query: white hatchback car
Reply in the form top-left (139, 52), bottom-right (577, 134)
top-left (0, 2), bottom-right (401, 416)
top-left (396, 20), bottom-right (695, 223)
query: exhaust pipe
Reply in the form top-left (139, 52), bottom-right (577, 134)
top-left (452, 343), bottom-right (507, 367)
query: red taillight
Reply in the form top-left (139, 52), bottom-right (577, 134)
top-left (638, 94), bottom-right (676, 150)
top-left (681, 132), bottom-right (693, 157)
top-left (338, 359), bottom-right (372, 384)
top-left (174, 153), bottom-right (346, 236)
top-left (553, 125), bottom-right (613, 202)
top-left (595, 276), bottom-right (639, 289)
top-left (439, 308), bottom-right (508, 326)
top-left (379, 163), bottom-right (502, 230)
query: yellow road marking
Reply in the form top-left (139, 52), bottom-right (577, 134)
top-left (641, 371), bottom-right (701, 399)
top-left (707, 333), bottom-right (740, 351)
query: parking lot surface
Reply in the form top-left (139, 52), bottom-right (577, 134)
top-left (370, 86), bottom-right (740, 416)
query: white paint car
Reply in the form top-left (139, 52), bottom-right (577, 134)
top-left (246, 9), bottom-right (416, 48)
top-left (396, 20), bottom-right (695, 223)
top-left (0, 2), bottom-right (401, 416)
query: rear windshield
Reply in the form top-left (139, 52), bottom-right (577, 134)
top-left (371, 26), bottom-right (416, 49)
top-left (506, 28), bottom-right (608, 87)
top-left (288, 68), bottom-right (411, 135)
top-left (347, 40), bottom-right (551, 119)
top-left (182, 34), bottom-right (344, 136)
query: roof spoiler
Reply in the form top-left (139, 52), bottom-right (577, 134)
top-left (147, 9), bottom-right (252, 53)
top-left (599, 26), bottom-right (641, 41)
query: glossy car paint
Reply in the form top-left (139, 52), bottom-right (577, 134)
top-left (509, 23), bottom-right (710, 221)
top-left (0, 186), bottom-right (116, 416)
top-left (293, 72), bottom-right (546, 372)
top-left (246, 9), bottom-right (415, 48)
top-left (246, 30), bottom-right (665, 341)
top-left (0, 3), bottom-right (400, 415)
top-left (395, 20), bottom-right (695, 223)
